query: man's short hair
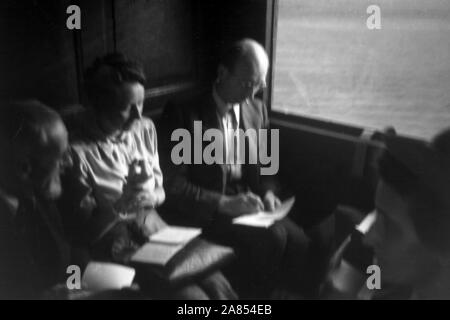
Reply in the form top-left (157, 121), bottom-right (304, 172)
top-left (0, 100), bottom-right (62, 156)
top-left (84, 52), bottom-right (146, 110)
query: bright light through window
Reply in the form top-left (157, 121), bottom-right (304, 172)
top-left (273, 0), bottom-right (450, 139)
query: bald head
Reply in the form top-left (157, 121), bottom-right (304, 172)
top-left (216, 39), bottom-right (269, 103)
top-left (220, 39), bottom-right (269, 75)
top-left (0, 101), bottom-right (68, 200)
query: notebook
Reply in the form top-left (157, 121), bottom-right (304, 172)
top-left (130, 226), bottom-right (202, 266)
top-left (232, 197), bottom-right (295, 228)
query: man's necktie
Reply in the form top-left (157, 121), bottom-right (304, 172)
top-left (225, 109), bottom-right (241, 180)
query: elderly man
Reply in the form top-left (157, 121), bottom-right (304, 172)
top-left (0, 100), bottom-right (71, 299)
top-left (160, 39), bottom-right (311, 298)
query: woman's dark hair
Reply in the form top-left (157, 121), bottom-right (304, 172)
top-left (378, 134), bottom-right (450, 253)
top-left (84, 52), bottom-right (146, 111)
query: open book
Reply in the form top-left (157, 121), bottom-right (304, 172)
top-left (232, 197), bottom-right (295, 228)
top-left (130, 226), bottom-right (202, 266)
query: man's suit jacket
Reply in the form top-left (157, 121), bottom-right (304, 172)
top-left (159, 90), bottom-right (277, 227)
top-left (0, 196), bottom-right (70, 299)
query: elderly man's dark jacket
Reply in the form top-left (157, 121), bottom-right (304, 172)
top-left (0, 196), bottom-right (70, 299)
top-left (159, 90), bottom-right (277, 227)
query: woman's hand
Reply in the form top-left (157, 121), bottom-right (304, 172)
top-left (127, 159), bottom-right (151, 186)
top-left (116, 159), bottom-right (154, 214)
top-left (137, 208), bottom-right (168, 238)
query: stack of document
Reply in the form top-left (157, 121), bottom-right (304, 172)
top-left (232, 197), bottom-right (295, 228)
top-left (82, 262), bottom-right (136, 292)
top-left (131, 226), bottom-right (202, 266)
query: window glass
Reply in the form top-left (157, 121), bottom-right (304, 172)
top-left (273, 0), bottom-right (450, 139)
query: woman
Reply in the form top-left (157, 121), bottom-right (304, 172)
top-left (62, 53), bottom-right (236, 299)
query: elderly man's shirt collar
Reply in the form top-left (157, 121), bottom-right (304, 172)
top-left (212, 86), bottom-right (240, 120)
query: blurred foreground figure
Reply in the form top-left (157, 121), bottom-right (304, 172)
top-left (324, 128), bottom-right (450, 299)
top-left (0, 100), bottom-right (72, 299)
top-left (363, 128), bottom-right (450, 299)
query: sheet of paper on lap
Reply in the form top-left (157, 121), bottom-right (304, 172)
top-left (232, 197), bottom-right (296, 228)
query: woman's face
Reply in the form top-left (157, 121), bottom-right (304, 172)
top-left (99, 82), bottom-right (145, 134)
top-left (363, 180), bottom-right (438, 286)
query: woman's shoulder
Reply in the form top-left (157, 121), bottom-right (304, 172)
top-left (137, 116), bottom-right (156, 129)
top-left (131, 116), bottom-right (157, 136)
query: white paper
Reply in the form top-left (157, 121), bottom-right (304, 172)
top-left (82, 262), bottom-right (135, 292)
top-left (131, 242), bottom-right (184, 266)
top-left (356, 211), bottom-right (377, 234)
top-left (149, 226), bottom-right (202, 245)
top-left (232, 197), bottom-right (295, 228)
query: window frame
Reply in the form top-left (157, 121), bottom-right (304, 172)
top-left (265, 0), bottom-right (435, 142)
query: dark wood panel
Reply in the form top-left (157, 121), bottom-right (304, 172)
top-left (192, 0), bottom-right (270, 84)
top-left (0, 0), bottom-right (79, 109)
top-left (275, 120), bottom-right (380, 228)
top-left (114, 0), bottom-right (196, 88)
top-left (79, 0), bottom-right (115, 70)
top-left (0, 0), bottom-right (272, 109)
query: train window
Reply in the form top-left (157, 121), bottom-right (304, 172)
top-left (272, 0), bottom-right (450, 139)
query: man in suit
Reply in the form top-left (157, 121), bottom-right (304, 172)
top-left (160, 39), bottom-right (311, 298)
top-left (0, 100), bottom-right (72, 299)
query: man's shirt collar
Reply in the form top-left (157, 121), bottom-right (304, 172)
top-left (212, 86), bottom-right (239, 120)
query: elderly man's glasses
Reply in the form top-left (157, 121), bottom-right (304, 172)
top-left (238, 79), bottom-right (267, 90)
top-left (229, 71), bottom-right (266, 90)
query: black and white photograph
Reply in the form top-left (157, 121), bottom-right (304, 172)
top-left (1, 0), bottom-right (450, 303)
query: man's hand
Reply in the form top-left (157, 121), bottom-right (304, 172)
top-left (218, 192), bottom-right (265, 218)
top-left (263, 190), bottom-right (281, 212)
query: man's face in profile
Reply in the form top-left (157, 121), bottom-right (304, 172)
top-left (220, 57), bottom-right (268, 104)
top-left (31, 120), bottom-right (69, 200)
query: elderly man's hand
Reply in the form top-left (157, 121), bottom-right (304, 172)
top-left (263, 190), bottom-right (281, 212)
top-left (218, 192), bottom-right (265, 218)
